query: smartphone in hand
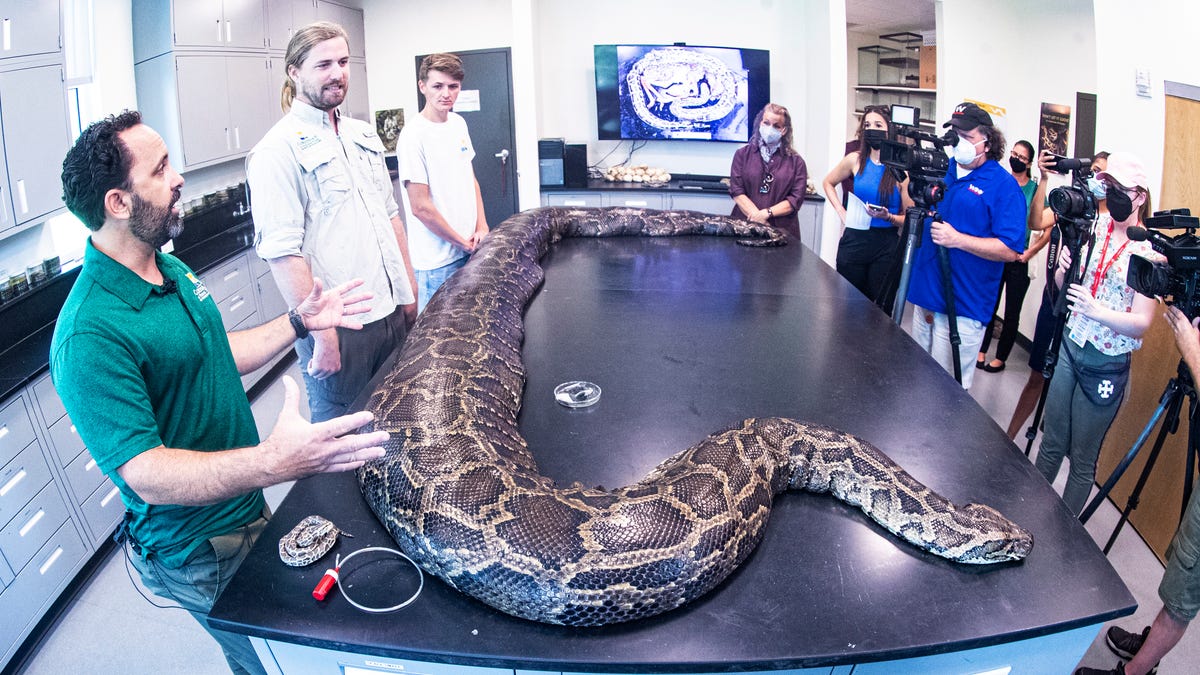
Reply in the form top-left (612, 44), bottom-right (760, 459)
top-left (865, 203), bottom-right (889, 218)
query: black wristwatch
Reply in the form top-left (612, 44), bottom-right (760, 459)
top-left (287, 308), bottom-right (309, 339)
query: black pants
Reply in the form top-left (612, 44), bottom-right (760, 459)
top-left (295, 308), bottom-right (408, 422)
top-left (836, 227), bottom-right (899, 305)
top-left (980, 260), bottom-right (1031, 362)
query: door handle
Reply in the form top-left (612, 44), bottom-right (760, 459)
top-left (494, 149), bottom-right (510, 165)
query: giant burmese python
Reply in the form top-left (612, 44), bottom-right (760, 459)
top-left (357, 207), bottom-right (1033, 627)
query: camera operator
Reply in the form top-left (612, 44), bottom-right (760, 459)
top-left (906, 102), bottom-right (1027, 388)
top-left (1005, 152), bottom-right (1109, 439)
top-left (1076, 304), bottom-right (1200, 675)
top-left (1033, 152), bottom-right (1160, 515)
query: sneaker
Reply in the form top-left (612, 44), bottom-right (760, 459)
top-left (1074, 664), bottom-right (1124, 675)
top-left (1106, 625), bottom-right (1149, 660)
top-left (1102, 624), bottom-right (1159, 674)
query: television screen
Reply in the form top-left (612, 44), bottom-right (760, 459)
top-left (594, 44), bottom-right (770, 143)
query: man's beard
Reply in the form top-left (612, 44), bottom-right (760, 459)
top-left (301, 78), bottom-right (346, 111)
top-left (130, 191), bottom-right (182, 250)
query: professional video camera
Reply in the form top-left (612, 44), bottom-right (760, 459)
top-left (877, 105), bottom-right (956, 207)
top-left (1128, 209), bottom-right (1200, 318)
top-left (1045, 155), bottom-right (1098, 243)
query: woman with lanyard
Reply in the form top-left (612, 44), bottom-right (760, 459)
top-left (1033, 152), bottom-right (1160, 515)
top-left (728, 103), bottom-right (809, 242)
top-left (822, 104), bottom-right (913, 306)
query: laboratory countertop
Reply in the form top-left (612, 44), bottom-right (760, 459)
top-left (209, 233), bottom-right (1132, 671)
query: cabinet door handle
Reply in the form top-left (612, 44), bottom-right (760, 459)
top-left (39, 546), bottom-right (64, 576)
top-left (1, 468), bottom-right (26, 497)
top-left (16, 179), bottom-right (28, 214)
top-left (2, 19), bottom-right (11, 51)
top-left (225, 128), bottom-right (231, 151)
top-left (234, 126), bottom-right (241, 149)
top-left (624, 200), bottom-right (648, 207)
top-left (216, 19), bottom-right (222, 43)
top-left (0, 425), bottom-right (8, 440)
top-left (19, 508), bottom-right (45, 537)
top-left (226, 20), bottom-right (232, 43)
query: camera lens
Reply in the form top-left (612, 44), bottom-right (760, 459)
top-left (1049, 186), bottom-right (1095, 220)
top-left (1127, 254), bottom-right (1173, 299)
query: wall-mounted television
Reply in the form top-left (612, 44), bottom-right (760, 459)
top-left (594, 44), bottom-right (770, 144)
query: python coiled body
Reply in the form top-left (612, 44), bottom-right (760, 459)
top-left (357, 207), bottom-right (1033, 627)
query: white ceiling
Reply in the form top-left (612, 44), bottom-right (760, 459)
top-left (846, 0), bottom-right (936, 37)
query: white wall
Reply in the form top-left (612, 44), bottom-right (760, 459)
top-left (1094, 0), bottom-right (1200, 200)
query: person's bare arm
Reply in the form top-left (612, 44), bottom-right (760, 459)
top-left (405, 181), bottom-right (474, 251)
top-left (117, 377), bottom-right (388, 505)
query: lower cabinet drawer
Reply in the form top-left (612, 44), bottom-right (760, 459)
top-left (216, 288), bottom-right (258, 330)
top-left (63, 449), bottom-right (107, 507)
top-left (0, 442), bottom-right (53, 529)
top-left (0, 482), bottom-right (71, 575)
top-left (80, 481), bottom-right (123, 544)
top-left (46, 413), bottom-right (86, 469)
top-left (0, 521), bottom-right (87, 653)
top-left (0, 396), bottom-right (37, 468)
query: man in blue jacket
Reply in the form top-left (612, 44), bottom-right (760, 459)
top-left (907, 102), bottom-right (1027, 388)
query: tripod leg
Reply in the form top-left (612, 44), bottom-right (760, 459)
top-left (1080, 379), bottom-right (1178, 523)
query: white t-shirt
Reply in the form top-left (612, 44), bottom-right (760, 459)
top-left (397, 112), bottom-right (478, 270)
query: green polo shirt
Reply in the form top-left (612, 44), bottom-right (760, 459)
top-left (50, 240), bottom-right (265, 568)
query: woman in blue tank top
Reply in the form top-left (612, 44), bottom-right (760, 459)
top-left (822, 105), bottom-right (912, 312)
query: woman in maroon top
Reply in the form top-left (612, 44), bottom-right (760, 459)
top-left (728, 102), bottom-right (809, 241)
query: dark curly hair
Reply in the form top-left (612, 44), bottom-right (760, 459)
top-left (61, 110), bottom-right (142, 231)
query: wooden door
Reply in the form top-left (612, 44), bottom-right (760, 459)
top-left (1096, 92), bottom-right (1200, 561)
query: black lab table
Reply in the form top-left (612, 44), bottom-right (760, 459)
top-left (211, 232), bottom-right (1133, 674)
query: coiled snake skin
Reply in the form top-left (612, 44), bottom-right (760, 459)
top-left (357, 207), bottom-right (1033, 627)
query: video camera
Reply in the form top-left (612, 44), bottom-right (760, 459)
top-left (1045, 154), bottom-right (1099, 241)
top-left (877, 105), bottom-right (956, 207)
top-left (1128, 209), bottom-right (1200, 318)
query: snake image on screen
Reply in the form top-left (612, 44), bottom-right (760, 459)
top-left (357, 207), bottom-right (1034, 627)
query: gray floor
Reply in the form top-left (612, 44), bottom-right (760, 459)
top-left (14, 342), bottom-right (1200, 674)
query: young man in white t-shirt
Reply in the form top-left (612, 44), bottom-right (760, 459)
top-left (397, 52), bottom-right (489, 312)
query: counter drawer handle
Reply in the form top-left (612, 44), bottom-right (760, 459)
top-left (1, 468), bottom-right (26, 497)
top-left (39, 547), bottom-right (64, 576)
top-left (0, 425), bottom-right (8, 440)
top-left (563, 200), bottom-right (586, 206)
top-left (229, 298), bottom-right (246, 312)
top-left (101, 486), bottom-right (120, 507)
top-left (20, 508), bottom-right (45, 537)
top-left (223, 269), bottom-right (241, 282)
top-left (623, 200), bottom-right (648, 207)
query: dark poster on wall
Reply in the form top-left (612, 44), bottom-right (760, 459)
top-left (1038, 102), bottom-right (1072, 157)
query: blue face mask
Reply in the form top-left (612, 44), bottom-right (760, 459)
top-left (1087, 177), bottom-right (1106, 200)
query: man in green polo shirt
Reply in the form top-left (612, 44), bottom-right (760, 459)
top-left (52, 111), bottom-right (390, 675)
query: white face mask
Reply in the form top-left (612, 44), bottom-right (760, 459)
top-left (951, 135), bottom-right (985, 166)
top-left (760, 124), bottom-right (782, 145)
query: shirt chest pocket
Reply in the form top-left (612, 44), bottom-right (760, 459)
top-left (300, 147), bottom-right (351, 214)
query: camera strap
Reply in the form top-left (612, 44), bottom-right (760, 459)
top-left (1089, 221), bottom-right (1129, 297)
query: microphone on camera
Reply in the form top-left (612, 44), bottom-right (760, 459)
top-left (161, 279), bottom-right (178, 294)
top-left (1127, 225), bottom-right (1150, 242)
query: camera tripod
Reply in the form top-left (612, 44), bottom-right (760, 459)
top-left (1079, 358), bottom-right (1200, 554)
top-left (883, 183), bottom-right (967, 384)
top-left (1020, 224), bottom-right (1095, 456)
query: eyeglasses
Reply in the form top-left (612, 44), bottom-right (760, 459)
top-left (1010, 153), bottom-right (1031, 163)
top-left (759, 173), bottom-right (774, 194)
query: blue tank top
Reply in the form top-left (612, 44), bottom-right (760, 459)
top-left (852, 158), bottom-right (902, 228)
